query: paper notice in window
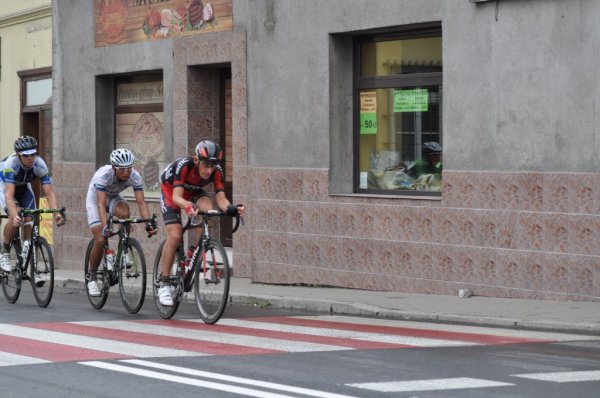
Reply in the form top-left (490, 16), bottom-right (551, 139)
top-left (394, 88), bottom-right (429, 112)
top-left (360, 91), bottom-right (377, 135)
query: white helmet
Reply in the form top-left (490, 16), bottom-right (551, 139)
top-left (110, 148), bottom-right (134, 167)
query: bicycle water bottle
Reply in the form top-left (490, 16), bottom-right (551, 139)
top-left (105, 248), bottom-right (116, 271)
top-left (21, 240), bottom-right (31, 261)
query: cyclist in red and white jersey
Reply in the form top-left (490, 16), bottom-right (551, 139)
top-left (157, 140), bottom-right (245, 306)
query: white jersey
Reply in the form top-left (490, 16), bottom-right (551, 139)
top-left (88, 164), bottom-right (143, 196)
top-left (85, 164), bottom-right (143, 227)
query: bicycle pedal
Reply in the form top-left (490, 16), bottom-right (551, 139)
top-left (35, 280), bottom-right (45, 288)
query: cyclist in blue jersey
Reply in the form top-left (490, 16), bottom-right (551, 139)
top-left (0, 136), bottom-right (65, 272)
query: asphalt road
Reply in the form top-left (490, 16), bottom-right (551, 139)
top-left (0, 288), bottom-right (598, 398)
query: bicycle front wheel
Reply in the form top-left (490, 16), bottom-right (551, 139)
top-left (84, 239), bottom-right (109, 309)
top-left (30, 237), bottom-right (54, 307)
top-left (119, 238), bottom-right (146, 314)
top-left (153, 240), bottom-right (182, 319)
top-left (1, 240), bottom-right (22, 303)
top-left (193, 239), bottom-right (230, 324)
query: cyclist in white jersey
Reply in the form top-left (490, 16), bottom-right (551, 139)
top-left (0, 136), bottom-right (65, 272)
top-left (85, 148), bottom-right (157, 296)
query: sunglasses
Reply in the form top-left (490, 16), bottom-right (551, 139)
top-left (115, 166), bottom-right (132, 172)
top-left (20, 154), bottom-right (35, 159)
top-left (199, 160), bottom-right (218, 169)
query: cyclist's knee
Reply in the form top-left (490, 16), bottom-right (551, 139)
top-left (113, 201), bottom-right (130, 218)
top-left (166, 232), bottom-right (182, 246)
top-left (94, 236), bottom-right (107, 246)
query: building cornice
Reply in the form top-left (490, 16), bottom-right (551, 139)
top-left (0, 4), bottom-right (52, 29)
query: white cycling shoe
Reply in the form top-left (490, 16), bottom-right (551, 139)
top-left (158, 285), bottom-right (174, 306)
top-left (0, 253), bottom-right (12, 272)
top-left (87, 281), bottom-right (101, 297)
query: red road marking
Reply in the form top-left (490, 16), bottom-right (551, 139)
top-left (0, 334), bottom-right (130, 362)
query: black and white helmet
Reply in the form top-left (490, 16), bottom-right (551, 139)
top-left (110, 148), bottom-right (134, 167)
top-left (14, 135), bottom-right (38, 155)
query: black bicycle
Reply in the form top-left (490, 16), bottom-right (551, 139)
top-left (153, 210), bottom-right (242, 323)
top-left (84, 214), bottom-right (157, 314)
top-left (0, 207), bottom-right (66, 307)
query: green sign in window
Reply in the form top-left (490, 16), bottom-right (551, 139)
top-left (360, 113), bottom-right (377, 135)
top-left (394, 89), bottom-right (429, 112)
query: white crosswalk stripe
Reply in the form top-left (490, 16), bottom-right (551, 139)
top-left (347, 377), bottom-right (514, 392)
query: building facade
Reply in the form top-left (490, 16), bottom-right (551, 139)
top-left (52, 0), bottom-right (600, 302)
top-left (0, 0), bottom-right (52, 163)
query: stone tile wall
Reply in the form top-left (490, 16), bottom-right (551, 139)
top-left (238, 168), bottom-right (600, 302)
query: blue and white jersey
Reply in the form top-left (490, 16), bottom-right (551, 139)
top-left (0, 154), bottom-right (51, 186)
top-left (88, 164), bottom-right (143, 196)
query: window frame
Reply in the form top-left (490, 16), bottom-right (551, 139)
top-left (353, 24), bottom-right (443, 196)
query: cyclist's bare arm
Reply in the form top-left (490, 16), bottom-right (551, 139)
top-left (41, 183), bottom-right (65, 225)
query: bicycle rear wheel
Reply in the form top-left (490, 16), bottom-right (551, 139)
top-left (119, 238), bottom-right (146, 314)
top-left (153, 240), bottom-right (182, 319)
top-left (30, 237), bottom-right (54, 307)
top-left (193, 239), bottom-right (230, 324)
top-left (1, 240), bottom-right (22, 303)
top-left (84, 239), bottom-right (109, 309)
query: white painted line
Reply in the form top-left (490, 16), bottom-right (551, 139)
top-left (77, 320), bottom-right (348, 353)
top-left (213, 319), bottom-right (477, 347)
top-left (81, 361), bottom-right (357, 398)
top-left (347, 377), bottom-right (513, 392)
top-left (513, 370), bottom-right (600, 383)
top-left (124, 359), bottom-right (361, 398)
top-left (0, 352), bottom-right (49, 367)
top-left (0, 324), bottom-right (204, 358)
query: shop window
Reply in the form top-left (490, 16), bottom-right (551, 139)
top-left (115, 74), bottom-right (165, 200)
top-left (354, 27), bottom-right (443, 195)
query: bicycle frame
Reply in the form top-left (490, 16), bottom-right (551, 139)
top-left (10, 207), bottom-right (66, 271)
top-left (181, 211), bottom-right (241, 291)
top-left (106, 215), bottom-right (156, 283)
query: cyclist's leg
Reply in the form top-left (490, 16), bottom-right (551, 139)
top-left (0, 184), bottom-right (13, 270)
top-left (194, 193), bottom-right (212, 213)
top-left (86, 193), bottom-right (108, 277)
top-left (19, 184), bottom-right (36, 241)
top-left (157, 199), bottom-right (183, 306)
top-left (1, 186), bottom-right (27, 246)
top-left (86, 190), bottom-right (108, 296)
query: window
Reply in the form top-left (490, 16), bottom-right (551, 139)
top-left (354, 26), bottom-right (443, 195)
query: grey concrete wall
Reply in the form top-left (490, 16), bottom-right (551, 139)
top-left (235, 0), bottom-right (600, 173)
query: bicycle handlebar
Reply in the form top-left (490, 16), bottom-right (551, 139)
top-left (108, 213), bottom-right (158, 238)
top-left (183, 210), bottom-right (243, 234)
top-left (18, 207), bottom-right (67, 226)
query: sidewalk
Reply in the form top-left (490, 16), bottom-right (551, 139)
top-left (54, 269), bottom-right (600, 335)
